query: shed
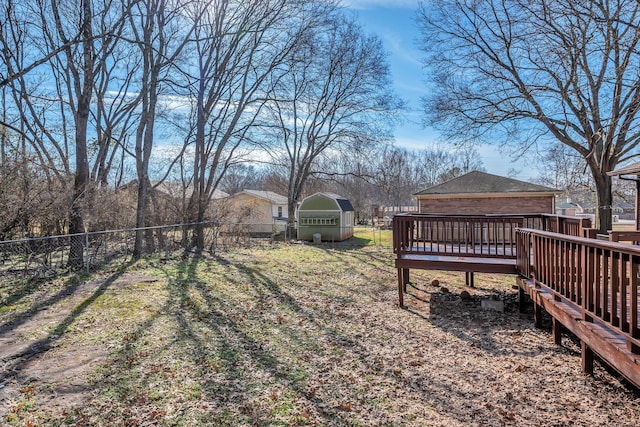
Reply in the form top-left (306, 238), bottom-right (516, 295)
top-left (297, 193), bottom-right (355, 241)
top-left (413, 171), bottom-right (558, 215)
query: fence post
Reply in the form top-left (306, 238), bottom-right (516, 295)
top-left (85, 232), bottom-right (90, 273)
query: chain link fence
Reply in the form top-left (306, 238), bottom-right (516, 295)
top-left (0, 220), bottom-right (388, 287)
top-left (0, 221), bottom-right (294, 283)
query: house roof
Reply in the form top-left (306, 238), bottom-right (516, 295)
top-left (556, 200), bottom-right (580, 209)
top-left (413, 171), bottom-right (558, 197)
top-left (154, 181), bottom-right (229, 199)
top-left (236, 190), bottom-right (288, 205)
top-left (120, 180), bottom-right (229, 199)
top-left (608, 161), bottom-right (640, 176)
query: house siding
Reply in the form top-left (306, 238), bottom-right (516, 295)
top-left (224, 192), bottom-right (288, 234)
top-left (418, 196), bottom-right (553, 215)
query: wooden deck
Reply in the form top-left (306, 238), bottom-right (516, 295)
top-left (393, 214), bottom-right (587, 303)
top-left (393, 214), bottom-right (640, 388)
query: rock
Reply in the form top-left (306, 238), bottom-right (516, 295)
top-left (440, 287), bottom-right (449, 293)
top-left (460, 290), bottom-right (471, 301)
top-left (481, 298), bottom-right (505, 312)
top-left (431, 279), bottom-right (440, 287)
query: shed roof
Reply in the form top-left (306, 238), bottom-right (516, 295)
top-left (301, 192), bottom-right (355, 212)
top-left (235, 190), bottom-right (288, 205)
top-left (414, 171), bottom-right (558, 197)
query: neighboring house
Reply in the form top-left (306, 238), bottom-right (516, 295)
top-left (152, 181), bottom-right (229, 220)
top-left (373, 205), bottom-right (418, 218)
top-left (413, 171), bottom-right (559, 215)
top-left (297, 192), bottom-right (355, 241)
top-left (118, 180), bottom-right (229, 225)
top-left (613, 201), bottom-right (635, 221)
top-left (556, 197), bottom-right (583, 217)
top-left (223, 190), bottom-right (288, 234)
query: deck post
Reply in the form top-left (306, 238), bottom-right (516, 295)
top-left (518, 285), bottom-right (527, 313)
top-left (581, 341), bottom-right (594, 374)
top-left (552, 318), bottom-right (562, 345)
top-left (465, 271), bottom-right (475, 287)
top-left (533, 296), bottom-right (542, 329)
top-left (397, 268), bottom-right (408, 308)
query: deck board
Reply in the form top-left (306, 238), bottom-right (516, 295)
top-left (396, 253), bottom-right (517, 274)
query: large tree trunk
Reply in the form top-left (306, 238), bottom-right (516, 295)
top-left (133, 176), bottom-right (149, 259)
top-left (594, 171), bottom-right (613, 234)
top-left (68, 136), bottom-right (89, 267)
top-left (68, 0), bottom-right (93, 268)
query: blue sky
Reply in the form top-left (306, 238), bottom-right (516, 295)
top-left (344, 0), bottom-right (533, 180)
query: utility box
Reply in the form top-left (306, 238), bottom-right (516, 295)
top-left (313, 233), bottom-right (321, 244)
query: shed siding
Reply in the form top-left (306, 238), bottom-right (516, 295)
top-left (297, 211), bottom-right (341, 241)
top-left (301, 197), bottom-right (339, 211)
top-left (418, 196), bottom-right (553, 215)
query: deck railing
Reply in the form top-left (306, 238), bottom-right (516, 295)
top-left (516, 229), bottom-right (640, 351)
top-left (393, 213), bottom-right (592, 259)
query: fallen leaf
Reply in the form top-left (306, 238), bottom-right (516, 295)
top-left (301, 408), bottom-right (311, 419)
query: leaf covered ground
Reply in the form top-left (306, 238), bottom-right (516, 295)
top-left (1, 229), bottom-right (639, 426)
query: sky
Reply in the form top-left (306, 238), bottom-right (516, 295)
top-left (344, 0), bottom-right (534, 180)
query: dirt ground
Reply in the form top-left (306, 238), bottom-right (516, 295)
top-left (0, 273), bottom-right (157, 420)
top-left (1, 246), bottom-right (639, 426)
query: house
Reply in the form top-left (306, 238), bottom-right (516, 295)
top-left (413, 171), bottom-right (559, 215)
top-left (223, 190), bottom-right (288, 234)
top-left (117, 180), bottom-right (229, 226)
top-left (555, 197), bottom-right (583, 216)
top-left (297, 193), bottom-right (355, 241)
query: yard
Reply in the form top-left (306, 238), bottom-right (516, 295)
top-left (1, 228), bottom-right (639, 426)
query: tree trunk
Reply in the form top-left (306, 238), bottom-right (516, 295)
top-left (68, 0), bottom-right (93, 268)
top-left (287, 200), bottom-right (297, 240)
top-left (594, 172), bottom-right (613, 234)
top-left (133, 177), bottom-right (149, 259)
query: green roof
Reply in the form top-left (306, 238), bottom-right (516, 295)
top-left (414, 171), bottom-right (558, 196)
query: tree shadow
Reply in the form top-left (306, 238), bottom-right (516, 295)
top-left (0, 263), bottom-right (133, 385)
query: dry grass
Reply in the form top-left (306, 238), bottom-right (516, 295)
top-left (1, 231), bottom-right (639, 426)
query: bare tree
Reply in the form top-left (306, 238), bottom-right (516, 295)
top-left (128, 0), bottom-right (194, 258)
top-left (0, 0), bottom-right (86, 89)
top-left (418, 0), bottom-right (640, 232)
top-left (535, 144), bottom-right (594, 200)
top-left (182, 0), bottom-right (314, 252)
top-left (367, 144), bottom-right (485, 208)
top-left (266, 12), bottom-right (400, 224)
top-left (2, 0), bottom-right (135, 264)
top-left (219, 164), bottom-right (267, 195)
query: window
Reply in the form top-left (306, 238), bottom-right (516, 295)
top-left (278, 206), bottom-right (283, 218)
top-left (300, 217), bottom-right (337, 226)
